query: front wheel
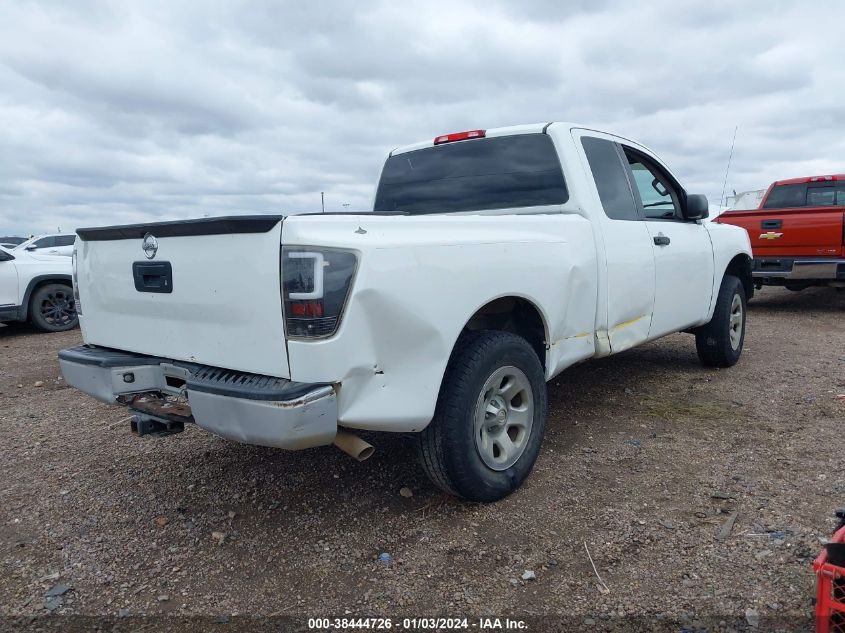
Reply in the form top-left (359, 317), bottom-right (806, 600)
top-left (29, 283), bottom-right (78, 332)
top-left (695, 275), bottom-right (746, 367)
top-left (417, 330), bottom-right (547, 502)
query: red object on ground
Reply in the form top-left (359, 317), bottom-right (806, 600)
top-left (814, 524), bottom-right (845, 633)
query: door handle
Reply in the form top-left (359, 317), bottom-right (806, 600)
top-left (653, 234), bottom-right (671, 246)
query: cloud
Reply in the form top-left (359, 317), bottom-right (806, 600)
top-left (0, 0), bottom-right (842, 234)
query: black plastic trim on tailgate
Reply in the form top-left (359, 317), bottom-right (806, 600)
top-left (76, 215), bottom-right (284, 241)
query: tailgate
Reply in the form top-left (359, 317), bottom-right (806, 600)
top-left (720, 207), bottom-right (845, 257)
top-left (76, 215), bottom-right (290, 378)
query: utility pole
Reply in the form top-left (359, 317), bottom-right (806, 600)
top-left (321, 192), bottom-right (325, 213)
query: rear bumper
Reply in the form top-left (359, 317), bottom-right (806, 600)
top-left (58, 345), bottom-right (337, 450)
top-left (752, 257), bottom-right (845, 281)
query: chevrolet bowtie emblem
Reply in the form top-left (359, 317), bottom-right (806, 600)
top-left (759, 231), bottom-right (783, 240)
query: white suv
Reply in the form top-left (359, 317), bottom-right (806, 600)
top-left (0, 245), bottom-right (78, 332)
top-left (15, 233), bottom-right (77, 257)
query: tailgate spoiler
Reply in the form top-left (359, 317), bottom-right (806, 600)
top-left (77, 215), bottom-right (284, 241)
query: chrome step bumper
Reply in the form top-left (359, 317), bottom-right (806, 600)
top-left (58, 345), bottom-right (337, 450)
top-left (752, 257), bottom-right (845, 280)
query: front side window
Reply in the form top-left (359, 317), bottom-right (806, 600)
top-left (373, 134), bottom-right (568, 214)
top-left (624, 150), bottom-right (682, 219)
top-left (33, 236), bottom-right (55, 248)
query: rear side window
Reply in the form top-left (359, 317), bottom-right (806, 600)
top-left (373, 134), bottom-right (568, 214)
top-left (55, 235), bottom-right (76, 247)
top-left (581, 136), bottom-right (639, 221)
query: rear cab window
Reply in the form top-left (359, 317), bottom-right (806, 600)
top-left (807, 185), bottom-right (845, 206)
top-left (373, 134), bottom-right (568, 214)
top-left (763, 183), bottom-right (845, 208)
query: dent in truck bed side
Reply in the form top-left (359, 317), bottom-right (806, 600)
top-left (281, 212), bottom-right (599, 432)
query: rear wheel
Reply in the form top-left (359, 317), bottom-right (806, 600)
top-left (417, 330), bottom-right (547, 502)
top-left (29, 283), bottom-right (78, 332)
top-left (695, 275), bottom-right (745, 367)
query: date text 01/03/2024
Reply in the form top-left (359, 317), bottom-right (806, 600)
top-left (306, 617), bottom-right (528, 630)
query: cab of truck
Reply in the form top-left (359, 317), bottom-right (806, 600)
top-left (716, 175), bottom-right (845, 290)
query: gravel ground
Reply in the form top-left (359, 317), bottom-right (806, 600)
top-left (0, 286), bottom-right (843, 632)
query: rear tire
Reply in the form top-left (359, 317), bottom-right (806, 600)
top-left (417, 330), bottom-right (547, 502)
top-left (29, 283), bottom-right (78, 332)
top-left (695, 275), bottom-right (745, 367)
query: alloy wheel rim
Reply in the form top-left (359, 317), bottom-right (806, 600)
top-left (729, 293), bottom-right (743, 350)
top-left (473, 365), bottom-right (534, 471)
top-left (40, 289), bottom-right (75, 327)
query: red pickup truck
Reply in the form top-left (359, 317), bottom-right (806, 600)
top-left (716, 175), bottom-right (845, 290)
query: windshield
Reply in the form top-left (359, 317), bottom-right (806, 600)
top-left (373, 134), bottom-right (568, 214)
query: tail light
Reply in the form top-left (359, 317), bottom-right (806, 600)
top-left (71, 243), bottom-right (81, 315)
top-left (281, 246), bottom-right (357, 339)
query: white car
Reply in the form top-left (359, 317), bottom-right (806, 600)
top-left (0, 236), bottom-right (27, 249)
top-left (59, 122), bottom-right (752, 501)
top-left (15, 233), bottom-right (77, 257)
top-left (0, 245), bottom-right (78, 332)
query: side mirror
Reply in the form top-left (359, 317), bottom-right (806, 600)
top-left (684, 193), bottom-right (709, 220)
top-left (25, 245), bottom-right (37, 251)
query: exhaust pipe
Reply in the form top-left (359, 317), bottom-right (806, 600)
top-left (333, 430), bottom-right (375, 461)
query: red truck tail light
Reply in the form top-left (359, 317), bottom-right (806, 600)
top-left (433, 129), bottom-right (486, 145)
top-left (281, 247), bottom-right (358, 339)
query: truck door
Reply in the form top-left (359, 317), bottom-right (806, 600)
top-left (576, 132), bottom-right (656, 353)
top-left (620, 145), bottom-right (714, 338)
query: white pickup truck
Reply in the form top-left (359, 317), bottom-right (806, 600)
top-left (60, 123), bottom-right (752, 501)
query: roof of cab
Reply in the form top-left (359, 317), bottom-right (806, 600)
top-left (773, 174), bottom-right (845, 186)
top-left (389, 122), bottom-right (576, 156)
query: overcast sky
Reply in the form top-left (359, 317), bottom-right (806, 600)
top-left (1, 0), bottom-right (842, 235)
